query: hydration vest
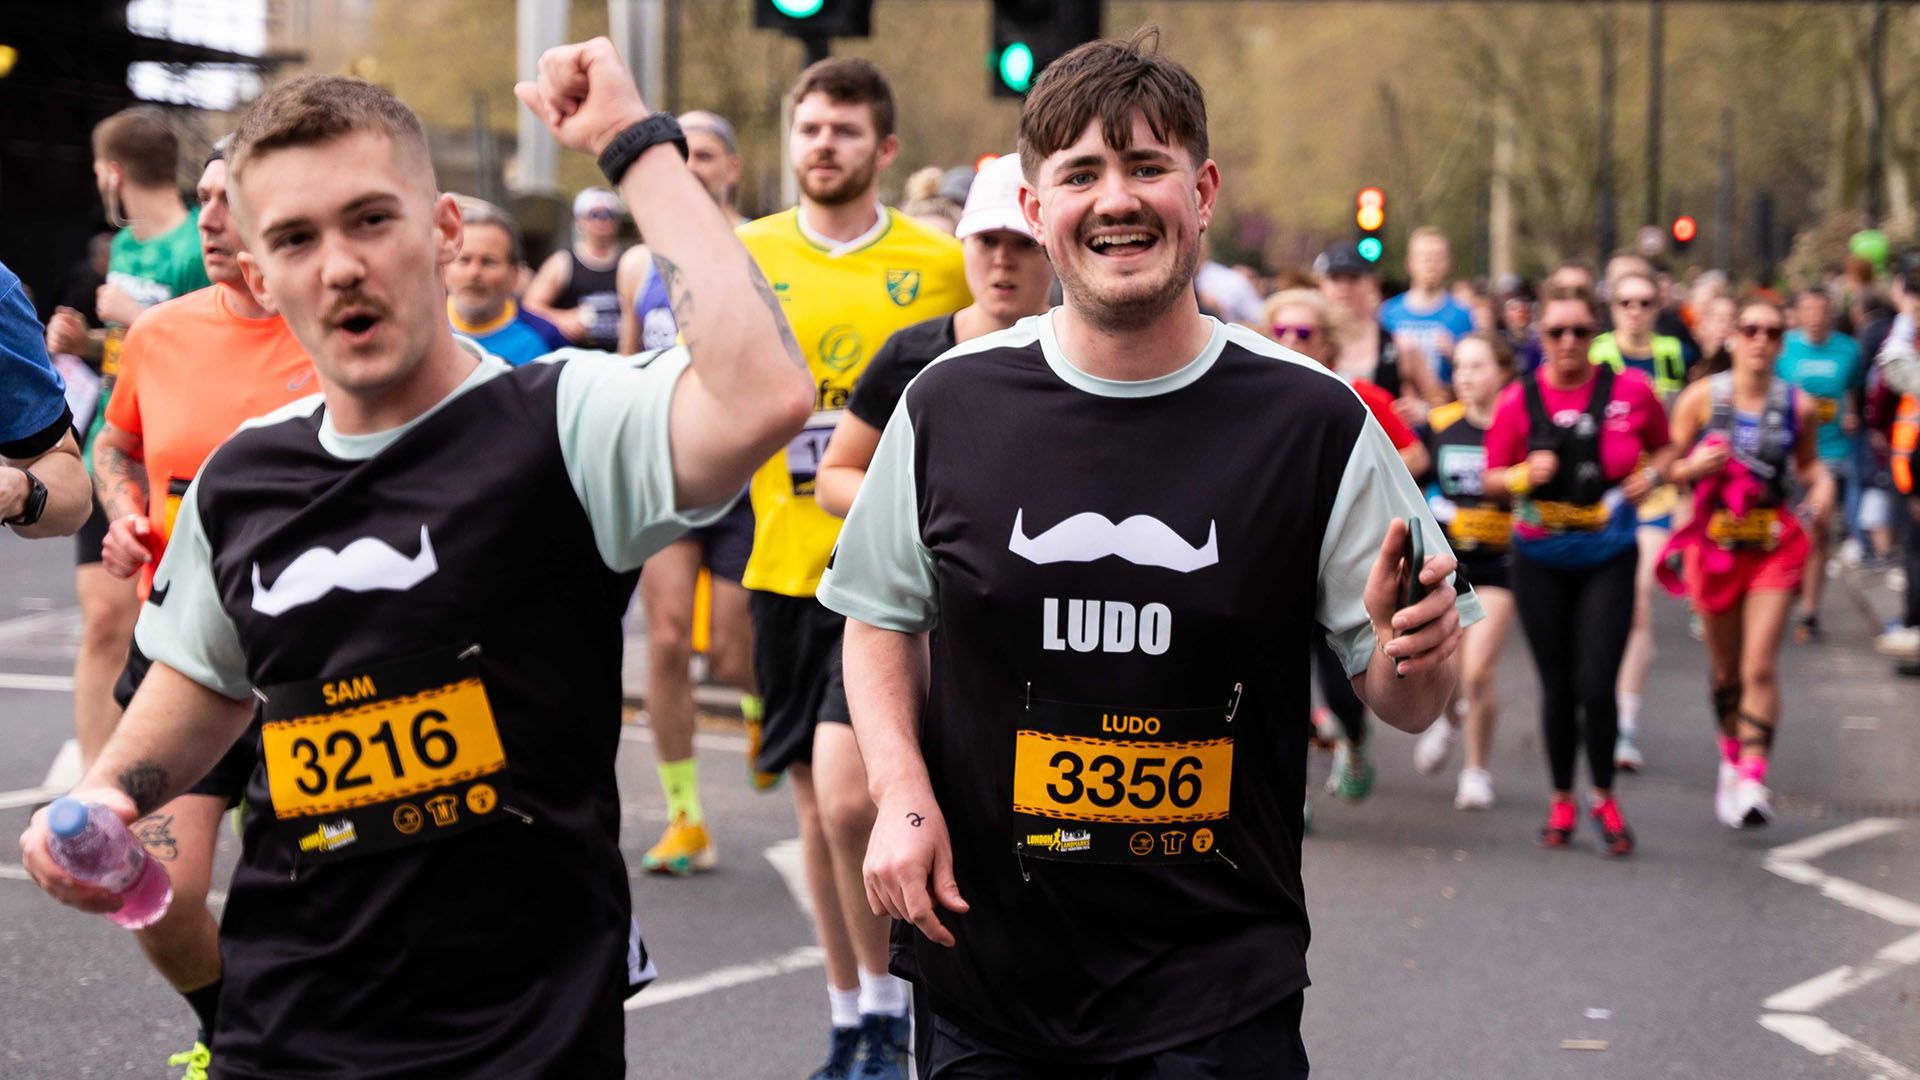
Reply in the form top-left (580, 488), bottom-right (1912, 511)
top-left (1591, 332), bottom-right (1686, 397)
top-left (1704, 372), bottom-right (1796, 506)
top-left (1525, 363), bottom-right (1614, 506)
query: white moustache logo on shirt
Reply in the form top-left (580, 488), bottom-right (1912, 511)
top-left (251, 525), bottom-right (438, 616)
top-left (1008, 510), bottom-right (1219, 573)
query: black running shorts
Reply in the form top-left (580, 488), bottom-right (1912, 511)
top-left (686, 496), bottom-right (754, 583)
top-left (749, 590), bottom-right (852, 775)
top-left (921, 991), bottom-right (1309, 1079)
top-left (74, 495), bottom-right (108, 566)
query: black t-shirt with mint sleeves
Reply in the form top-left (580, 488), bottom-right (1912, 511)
top-left (818, 311), bottom-right (1481, 1062)
top-left (847, 313), bottom-right (957, 429)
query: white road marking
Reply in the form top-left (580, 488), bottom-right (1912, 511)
top-left (625, 944), bottom-right (824, 1011)
top-left (1769, 818), bottom-right (1905, 864)
top-left (0, 861), bottom-right (226, 907)
top-left (1760, 820), bottom-right (1920, 1076)
top-left (0, 672), bottom-right (75, 692)
top-left (0, 787), bottom-right (58, 812)
top-left (1764, 930), bottom-right (1920, 1013)
top-left (765, 837), bottom-right (813, 920)
top-left (619, 720), bottom-right (749, 755)
top-left (1759, 1014), bottom-right (1920, 1080)
top-left (41, 739), bottom-right (79, 790)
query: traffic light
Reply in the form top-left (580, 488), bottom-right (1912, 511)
top-left (1670, 214), bottom-right (1698, 253)
top-left (754, 0), bottom-right (872, 39)
top-left (990, 0), bottom-right (1101, 98)
top-left (1355, 186), bottom-right (1386, 263)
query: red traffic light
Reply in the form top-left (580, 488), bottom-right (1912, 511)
top-left (1671, 215), bottom-right (1698, 245)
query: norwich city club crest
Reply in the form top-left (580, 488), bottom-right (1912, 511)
top-left (886, 269), bottom-right (922, 306)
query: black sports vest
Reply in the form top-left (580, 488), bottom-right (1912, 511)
top-left (893, 335), bottom-right (1371, 1062)
top-left (1526, 363), bottom-right (1615, 505)
top-left (1705, 372), bottom-right (1795, 506)
top-left (188, 362), bottom-right (638, 1077)
top-left (1425, 408), bottom-right (1508, 556)
top-left (557, 249), bottom-right (622, 350)
top-left (1372, 326), bottom-right (1403, 399)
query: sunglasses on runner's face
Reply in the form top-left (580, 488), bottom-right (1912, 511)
top-left (1272, 324), bottom-right (1316, 341)
top-left (1736, 324), bottom-right (1784, 342)
top-left (582, 209), bottom-right (618, 221)
top-left (1614, 296), bottom-right (1654, 310)
top-left (1542, 324), bottom-right (1594, 341)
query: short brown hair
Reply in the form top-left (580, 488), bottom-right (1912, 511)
top-left (92, 106), bottom-right (179, 188)
top-left (1541, 283), bottom-right (1600, 321)
top-left (1018, 26), bottom-right (1207, 183)
top-left (1458, 330), bottom-right (1516, 375)
top-left (790, 57), bottom-right (895, 140)
top-left (229, 74), bottom-right (433, 189)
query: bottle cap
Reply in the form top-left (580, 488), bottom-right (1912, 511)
top-left (47, 797), bottom-right (90, 840)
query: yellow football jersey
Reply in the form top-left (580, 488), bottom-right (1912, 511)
top-left (738, 207), bottom-right (967, 597)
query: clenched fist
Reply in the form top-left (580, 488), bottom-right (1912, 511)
top-left (513, 38), bottom-right (651, 158)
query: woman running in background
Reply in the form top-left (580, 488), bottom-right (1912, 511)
top-left (1485, 285), bottom-right (1676, 856)
top-left (1410, 332), bottom-right (1519, 810)
top-left (1662, 298), bottom-right (1831, 828)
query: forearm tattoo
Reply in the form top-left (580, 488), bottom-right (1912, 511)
top-left (132, 813), bottom-right (179, 862)
top-left (96, 444), bottom-right (148, 521)
top-left (117, 761), bottom-right (170, 817)
top-left (749, 262), bottom-right (806, 371)
top-left (652, 254), bottom-right (695, 352)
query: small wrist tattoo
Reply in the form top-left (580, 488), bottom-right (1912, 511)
top-left (905, 812), bottom-right (925, 827)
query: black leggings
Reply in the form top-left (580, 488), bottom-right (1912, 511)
top-left (1311, 642), bottom-right (1367, 746)
top-left (1512, 549), bottom-right (1638, 792)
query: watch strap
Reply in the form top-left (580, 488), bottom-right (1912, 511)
top-left (597, 113), bottom-right (689, 187)
top-left (5, 468), bottom-right (47, 527)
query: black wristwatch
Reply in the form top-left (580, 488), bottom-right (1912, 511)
top-left (5, 468), bottom-right (47, 527)
top-left (597, 112), bottom-right (689, 187)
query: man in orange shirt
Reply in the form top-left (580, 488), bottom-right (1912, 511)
top-left (88, 137), bottom-right (315, 1078)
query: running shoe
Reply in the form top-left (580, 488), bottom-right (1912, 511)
top-left (641, 814), bottom-right (716, 875)
top-left (1326, 740), bottom-right (1375, 802)
top-left (1613, 731), bottom-right (1645, 773)
top-left (1874, 625), bottom-right (1920, 660)
top-left (1309, 707), bottom-right (1338, 750)
top-left (853, 1013), bottom-right (911, 1079)
top-left (740, 694), bottom-right (781, 791)
top-left (1714, 762), bottom-right (1742, 828)
top-left (167, 1039), bottom-right (211, 1080)
top-left (1899, 659), bottom-right (1920, 680)
top-left (1454, 767), bottom-right (1494, 810)
top-left (1794, 613), bottom-right (1821, 644)
top-left (1540, 798), bottom-right (1577, 848)
top-left (1302, 797), bottom-right (1313, 834)
top-left (1413, 719), bottom-right (1457, 775)
top-left (1590, 797), bottom-right (1634, 857)
top-left (1732, 778), bottom-right (1774, 829)
top-left (807, 1026), bottom-right (862, 1080)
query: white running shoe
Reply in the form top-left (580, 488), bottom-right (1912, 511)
top-left (1614, 732), bottom-right (1645, 773)
top-left (1734, 778), bottom-right (1774, 829)
top-left (1714, 762), bottom-right (1742, 828)
top-left (1413, 719), bottom-right (1457, 775)
top-left (1875, 625), bottom-right (1920, 660)
top-left (1454, 768), bottom-right (1495, 810)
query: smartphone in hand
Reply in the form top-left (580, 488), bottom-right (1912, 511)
top-left (1395, 517), bottom-right (1428, 678)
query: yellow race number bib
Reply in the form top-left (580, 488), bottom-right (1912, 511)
top-left (1012, 691), bottom-right (1237, 866)
top-left (259, 645), bottom-right (516, 864)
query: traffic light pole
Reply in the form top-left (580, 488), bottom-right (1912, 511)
top-left (1643, 0), bottom-right (1663, 227)
top-left (802, 31), bottom-right (830, 66)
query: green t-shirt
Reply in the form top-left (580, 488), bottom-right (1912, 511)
top-left (88, 208), bottom-right (211, 465)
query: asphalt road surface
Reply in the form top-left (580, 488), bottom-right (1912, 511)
top-left (1, 533), bottom-right (1915, 1079)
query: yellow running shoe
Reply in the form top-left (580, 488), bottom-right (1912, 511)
top-left (641, 814), bottom-right (716, 875)
top-left (741, 694), bottom-right (781, 792)
top-left (168, 1040), bottom-right (212, 1080)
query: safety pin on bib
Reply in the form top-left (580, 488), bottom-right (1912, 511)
top-left (1225, 682), bottom-right (1243, 723)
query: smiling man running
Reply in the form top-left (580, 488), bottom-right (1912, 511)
top-left (820, 29), bottom-right (1480, 1077)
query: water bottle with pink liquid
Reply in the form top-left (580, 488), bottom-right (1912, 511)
top-left (45, 797), bottom-right (173, 929)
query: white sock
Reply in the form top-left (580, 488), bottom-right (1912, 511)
top-left (828, 983), bottom-right (861, 1029)
top-left (857, 968), bottom-right (910, 1018)
top-left (1618, 691), bottom-right (1641, 735)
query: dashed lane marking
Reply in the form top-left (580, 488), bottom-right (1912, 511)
top-left (624, 944), bottom-right (824, 1012)
top-left (0, 672), bottom-right (74, 692)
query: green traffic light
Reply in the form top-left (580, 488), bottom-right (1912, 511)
top-left (1357, 237), bottom-right (1383, 262)
top-left (998, 42), bottom-right (1035, 93)
top-left (772, 0), bottom-right (826, 16)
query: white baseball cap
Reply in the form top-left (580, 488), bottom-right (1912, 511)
top-left (954, 154), bottom-right (1032, 241)
top-left (573, 187), bottom-right (624, 217)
